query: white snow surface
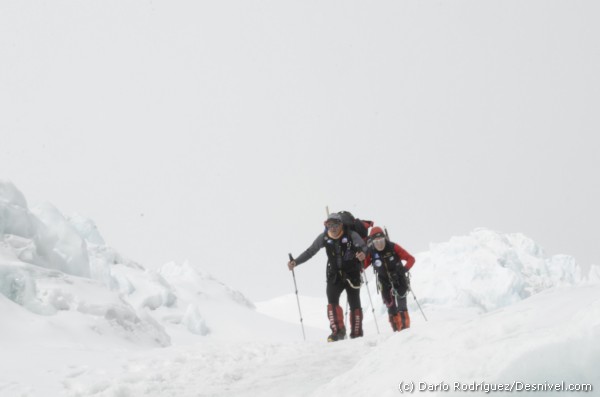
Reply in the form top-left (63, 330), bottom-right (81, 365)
top-left (1, 180), bottom-right (599, 396)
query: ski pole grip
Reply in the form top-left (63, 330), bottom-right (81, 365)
top-left (288, 253), bottom-right (294, 261)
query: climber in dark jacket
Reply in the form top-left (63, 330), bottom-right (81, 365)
top-left (288, 212), bottom-right (367, 341)
top-left (365, 226), bottom-right (415, 332)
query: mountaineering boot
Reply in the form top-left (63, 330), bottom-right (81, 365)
top-left (399, 310), bottom-right (410, 330)
top-left (389, 313), bottom-right (399, 332)
top-left (327, 304), bottom-right (346, 342)
top-left (390, 311), bottom-right (410, 332)
top-left (327, 327), bottom-right (346, 342)
top-left (349, 308), bottom-right (363, 338)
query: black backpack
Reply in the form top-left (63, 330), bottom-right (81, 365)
top-left (338, 211), bottom-right (373, 240)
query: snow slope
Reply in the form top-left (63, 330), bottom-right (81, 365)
top-left (1, 181), bottom-right (599, 396)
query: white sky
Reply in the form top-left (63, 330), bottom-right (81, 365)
top-left (2, 1), bottom-right (599, 300)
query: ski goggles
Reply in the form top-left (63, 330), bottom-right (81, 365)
top-left (368, 235), bottom-right (386, 247)
top-left (325, 221), bottom-right (342, 229)
top-left (372, 236), bottom-right (386, 245)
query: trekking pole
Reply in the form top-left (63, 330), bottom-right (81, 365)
top-left (406, 273), bottom-right (428, 321)
top-left (288, 253), bottom-right (306, 340)
top-left (361, 265), bottom-right (380, 334)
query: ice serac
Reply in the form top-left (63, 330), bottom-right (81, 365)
top-left (68, 212), bottom-right (106, 245)
top-left (0, 181), bottom-right (37, 241)
top-left (32, 202), bottom-right (91, 278)
top-left (0, 180), bottom-right (91, 278)
top-left (415, 228), bottom-right (583, 313)
top-left (0, 182), bottom-right (169, 346)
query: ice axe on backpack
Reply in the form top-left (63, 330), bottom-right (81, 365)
top-left (288, 253), bottom-right (306, 341)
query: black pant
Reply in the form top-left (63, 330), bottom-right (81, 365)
top-left (380, 281), bottom-right (408, 314)
top-left (326, 279), bottom-right (361, 311)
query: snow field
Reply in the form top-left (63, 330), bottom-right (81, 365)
top-left (2, 180), bottom-right (599, 396)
